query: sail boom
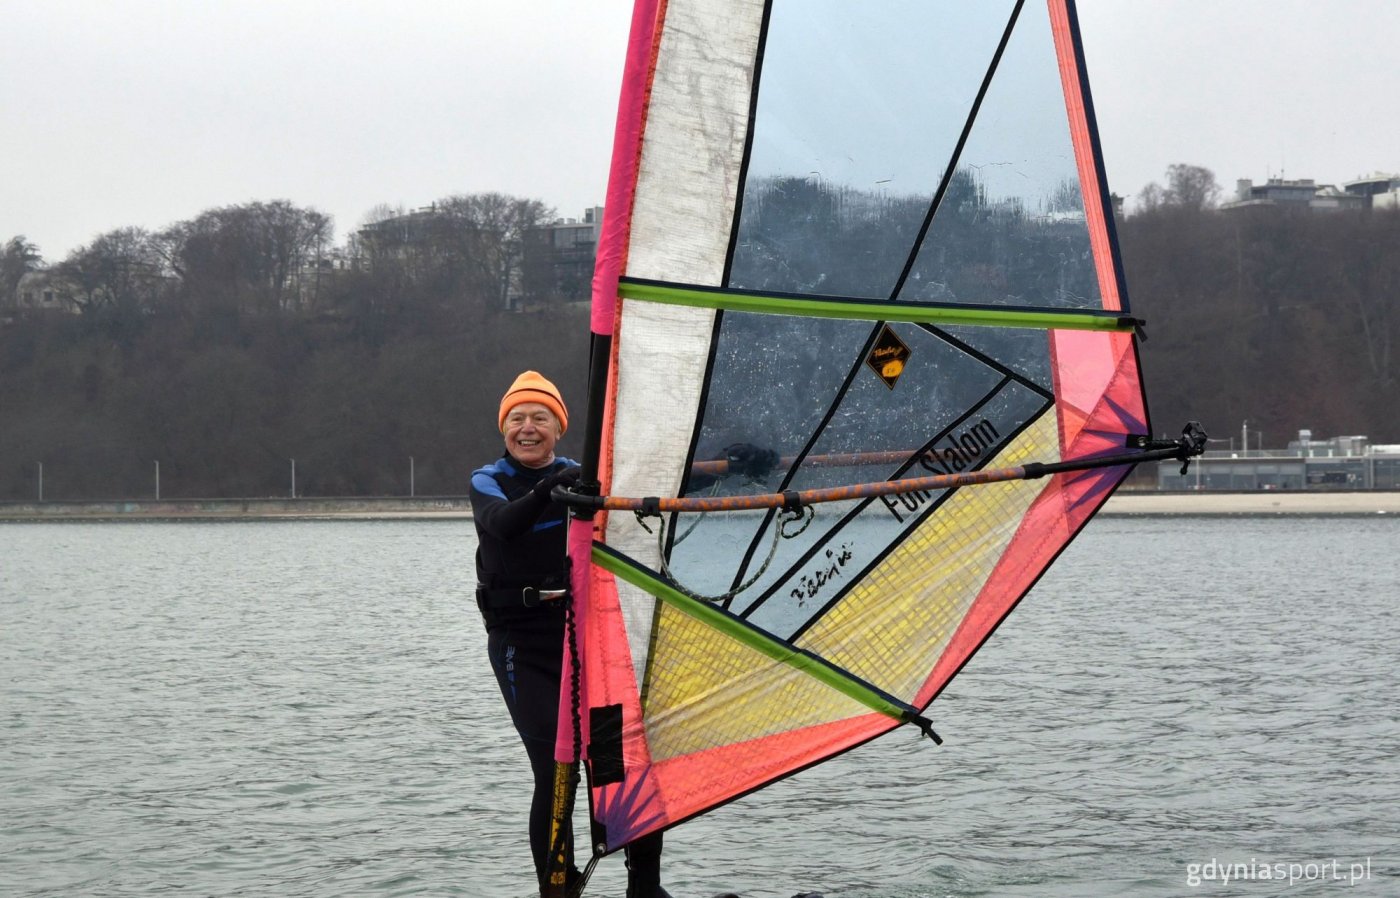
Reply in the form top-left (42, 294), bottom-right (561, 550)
top-left (558, 433), bottom-right (1203, 514)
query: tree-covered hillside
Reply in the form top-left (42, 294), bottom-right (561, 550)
top-left (3, 170), bottom-right (1397, 501)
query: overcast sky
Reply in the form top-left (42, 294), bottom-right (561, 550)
top-left (3, 1), bottom-right (1397, 261)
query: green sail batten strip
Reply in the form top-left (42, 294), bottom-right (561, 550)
top-left (591, 545), bottom-right (914, 724)
top-left (618, 279), bottom-right (1137, 332)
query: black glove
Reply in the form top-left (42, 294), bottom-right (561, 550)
top-left (724, 443), bottom-right (779, 480)
top-left (533, 465), bottom-right (581, 499)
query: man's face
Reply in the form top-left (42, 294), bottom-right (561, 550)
top-left (502, 402), bottom-right (560, 468)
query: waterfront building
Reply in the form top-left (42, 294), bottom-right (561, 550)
top-left (1157, 430), bottom-right (1400, 491)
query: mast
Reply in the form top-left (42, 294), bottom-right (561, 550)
top-left (544, 1), bottom-right (666, 893)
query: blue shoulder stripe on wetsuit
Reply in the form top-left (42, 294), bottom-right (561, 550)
top-left (470, 471), bottom-right (507, 500)
top-left (471, 457), bottom-right (517, 500)
top-left (472, 456), bottom-right (580, 502)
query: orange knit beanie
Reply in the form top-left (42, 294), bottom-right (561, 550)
top-left (498, 371), bottom-right (568, 435)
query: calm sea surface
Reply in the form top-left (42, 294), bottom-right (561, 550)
top-left (2, 517), bottom-right (1396, 898)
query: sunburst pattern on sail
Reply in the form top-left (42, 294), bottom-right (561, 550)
top-left (563, 0), bottom-right (1150, 856)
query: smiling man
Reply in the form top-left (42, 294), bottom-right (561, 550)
top-left (469, 372), bottom-right (672, 897)
top-left (470, 370), bottom-right (583, 892)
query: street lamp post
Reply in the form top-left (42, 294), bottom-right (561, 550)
top-left (410, 456), bottom-right (416, 498)
top-left (290, 459), bottom-right (296, 498)
top-left (155, 460), bottom-right (160, 500)
top-left (37, 462), bottom-right (43, 502)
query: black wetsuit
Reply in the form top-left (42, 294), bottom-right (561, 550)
top-left (471, 452), bottom-right (665, 897)
top-left (471, 453), bottom-right (579, 889)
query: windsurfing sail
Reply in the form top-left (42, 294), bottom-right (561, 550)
top-left (556, 0), bottom-right (1184, 873)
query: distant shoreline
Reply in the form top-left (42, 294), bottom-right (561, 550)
top-left (1101, 490), bottom-right (1400, 516)
top-left (2, 490), bottom-right (1399, 521)
top-left (0, 496), bottom-right (476, 521)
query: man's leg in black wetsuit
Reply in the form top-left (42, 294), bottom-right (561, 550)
top-left (486, 622), bottom-right (578, 891)
top-left (489, 617), bottom-right (667, 898)
top-left (626, 831), bottom-right (667, 898)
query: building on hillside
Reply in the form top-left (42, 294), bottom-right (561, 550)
top-left (353, 203), bottom-right (603, 311)
top-left (1156, 430), bottom-right (1400, 491)
top-left (291, 249), bottom-right (354, 314)
top-left (1343, 172), bottom-right (1400, 210)
top-left (353, 203), bottom-right (516, 310)
top-left (1222, 172), bottom-right (1399, 213)
top-left (1221, 177), bottom-right (1364, 212)
top-left (1222, 177), bottom-right (1319, 211)
top-left (7, 271), bottom-right (81, 313)
top-left (8, 261), bottom-right (178, 317)
top-left (1308, 185), bottom-right (1367, 211)
top-left (516, 206), bottom-right (604, 310)
top-left (356, 205), bottom-right (451, 252)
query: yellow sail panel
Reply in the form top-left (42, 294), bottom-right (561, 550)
top-left (796, 413), bottom-right (1060, 701)
top-left (643, 600), bottom-right (880, 762)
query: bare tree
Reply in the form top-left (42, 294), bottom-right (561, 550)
top-left (164, 201), bottom-right (333, 317)
top-left (57, 227), bottom-right (172, 318)
top-left (436, 192), bottom-right (553, 310)
top-left (1164, 164), bottom-right (1220, 210)
top-left (348, 193), bottom-right (554, 319)
top-left (1136, 182), bottom-right (1165, 213)
top-left (2, 235), bottom-right (44, 302)
top-left (1136, 163), bottom-right (1220, 213)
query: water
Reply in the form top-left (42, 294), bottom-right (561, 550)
top-left (2, 517), bottom-right (1396, 897)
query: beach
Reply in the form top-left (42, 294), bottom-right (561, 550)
top-left (1102, 490), bottom-right (1400, 515)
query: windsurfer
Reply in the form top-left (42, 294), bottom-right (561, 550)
top-left (471, 370), bottom-right (670, 898)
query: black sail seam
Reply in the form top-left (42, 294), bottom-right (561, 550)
top-left (889, 0), bottom-right (1025, 302)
